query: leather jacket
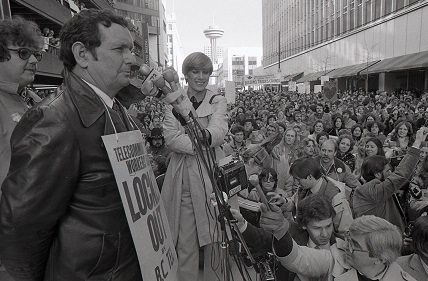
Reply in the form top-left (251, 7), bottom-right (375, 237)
top-left (0, 69), bottom-right (144, 281)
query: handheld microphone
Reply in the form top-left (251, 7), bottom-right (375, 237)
top-left (139, 65), bottom-right (195, 123)
top-left (139, 65), bottom-right (165, 99)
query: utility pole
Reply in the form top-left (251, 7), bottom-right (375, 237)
top-left (157, 19), bottom-right (160, 68)
top-left (278, 30), bottom-right (281, 72)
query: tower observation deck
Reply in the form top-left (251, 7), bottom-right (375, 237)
top-left (203, 25), bottom-right (224, 64)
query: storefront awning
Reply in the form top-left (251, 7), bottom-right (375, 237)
top-left (328, 61), bottom-right (381, 78)
top-left (296, 70), bottom-right (333, 83)
top-left (364, 50), bottom-right (428, 74)
top-left (283, 72), bottom-right (304, 82)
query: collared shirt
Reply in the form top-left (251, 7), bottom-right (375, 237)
top-left (82, 79), bottom-right (114, 108)
top-left (371, 265), bottom-right (388, 280)
top-left (307, 238), bottom-right (330, 250)
top-left (310, 178), bottom-right (323, 194)
top-left (320, 160), bottom-right (335, 176)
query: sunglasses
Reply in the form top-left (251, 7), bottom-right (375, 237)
top-left (262, 176), bottom-right (275, 182)
top-left (8, 48), bottom-right (43, 62)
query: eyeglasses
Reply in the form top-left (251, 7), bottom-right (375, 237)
top-left (262, 176), bottom-right (275, 182)
top-left (7, 48), bottom-right (43, 62)
top-left (345, 231), bottom-right (370, 254)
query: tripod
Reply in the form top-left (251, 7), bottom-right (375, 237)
top-left (177, 111), bottom-right (267, 280)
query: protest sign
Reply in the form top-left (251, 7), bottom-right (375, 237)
top-left (102, 131), bottom-right (177, 281)
top-left (323, 80), bottom-right (338, 102)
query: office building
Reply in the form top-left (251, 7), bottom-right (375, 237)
top-left (115, 0), bottom-right (168, 68)
top-left (217, 47), bottom-right (263, 89)
top-left (166, 11), bottom-right (185, 83)
top-left (263, 0), bottom-right (428, 92)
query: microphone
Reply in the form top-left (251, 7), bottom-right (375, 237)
top-left (139, 65), bottom-right (195, 123)
top-left (139, 65), bottom-right (165, 99)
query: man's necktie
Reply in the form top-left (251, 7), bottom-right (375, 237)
top-left (190, 96), bottom-right (202, 110)
top-left (112, 101), bottom-right (120, 112)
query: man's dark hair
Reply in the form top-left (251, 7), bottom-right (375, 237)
top-left (296, 194), bottom-right (336, 227)
top-left (0, 16), bottom-right (43, 62)
top-left (361, 155), bottom-right (389, 182)
top-left (59, 9), bottom-right (128, 71)
top-left (231, 124), bottom-right (245, 134)
top-left (290, 157), bottom-right (322, 180)
top-left (316, 132), bottom-right (330, 145)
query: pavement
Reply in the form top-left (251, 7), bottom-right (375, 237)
top-left (198, 259), bottom-right (258, 281)
top-left (0, 257), bottom-right (257, 281)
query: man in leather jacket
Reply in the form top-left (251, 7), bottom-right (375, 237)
top-left (0, 10), bottom-right (148, 281)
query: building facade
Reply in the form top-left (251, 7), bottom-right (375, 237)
top-left (166, 11), bottom-right (185, 83)
top-left (217, 47), bottom-right (263, 89)
top-left (263, 0), bottom-right (428, 93)
top-left (115, 0), bottom-right (168, 68)
top-left (1, 0), bottom-right (148, 89)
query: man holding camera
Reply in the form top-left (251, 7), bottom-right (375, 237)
top-left (353, 127), bottom-right (428, 233)
top-left (260, 209), bottom-right (416, 281)
top-left (232, 194), bottom-right (338, 280)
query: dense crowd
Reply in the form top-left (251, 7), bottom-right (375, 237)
top-left (130, 87), bottom-right (428, 280)
top-left (2, 9), bottom-right (428, 281)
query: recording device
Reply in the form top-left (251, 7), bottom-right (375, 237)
top-left (218, 159), bottom-right (248, 198)
top-left (139, 65), bottom-right (195, 125)
top-left (254, 183), bottom-right (273, 211)
top-left (139, 65), bottom-right (173, 99)
top-left (258, 257), bottom-right (275, 281)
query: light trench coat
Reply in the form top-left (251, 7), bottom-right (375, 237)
top-left (161, 89), bottom-right (228, 247)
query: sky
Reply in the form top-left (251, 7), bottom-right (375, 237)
top-left (165, 0), bottom-right (263, 56)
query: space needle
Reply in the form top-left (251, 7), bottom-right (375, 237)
top-left (203, 25), bottom-right (224, 64)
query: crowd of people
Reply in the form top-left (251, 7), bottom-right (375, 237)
top-left (1, 8), bottom-right (428, 281)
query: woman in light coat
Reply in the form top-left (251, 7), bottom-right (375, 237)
top-left (161, 52), bottom-right (228, 281)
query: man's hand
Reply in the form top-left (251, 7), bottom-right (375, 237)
top-left (259, 203), bottom-right (289, 240)
top-left (266, 192), bottom-right (286, 207)
top-left (229, 208), bottom-right (246, 232)
top-left (249, 174), bottom-right (259, 186)
top-left (140, 79), bottom-right (160, 97)
top-left (413, 126), bottom-right (428, 148)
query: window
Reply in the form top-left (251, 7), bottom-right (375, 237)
top-left (384, 0), bottom-right (392, 15)
top-left (337, 15), bottom-right (341, 34)
top-left (343, 13), bottom-right (347, 32)
top-left (374, 0), bottom-right (381, 20)
top-left (357, 2), bottom-right (362, 26)
top-left (365, 0), bottom-right (371, 23)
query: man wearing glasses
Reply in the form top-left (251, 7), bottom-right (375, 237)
top-left (0, 15), bottom-right (43, 277)
top-left (260, 209), bottom-right (416, 281)
top-left (0, 16), bottom-right (43, 192)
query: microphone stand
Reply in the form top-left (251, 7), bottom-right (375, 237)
top-left (140, 66), bottom-right (263, 280)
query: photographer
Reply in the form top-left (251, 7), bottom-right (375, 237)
top-left (353, 127), bottom-right (428, 233)
top-left (231, 194), bottom-right (338, 281)
top-left (260, 209), bottom-right (416, 281)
